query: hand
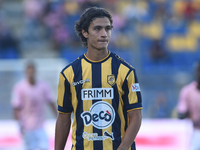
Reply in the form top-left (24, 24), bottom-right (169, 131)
top-left (117, 147), bottom-right (128, 150)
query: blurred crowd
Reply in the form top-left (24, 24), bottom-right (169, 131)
top-left (1, 0), bottom-right (200, 61)
top-left (1, 0), bottom-right (200, 119)
top-left (21, 0), bottom-right (140, 52)
top-left (0, 22), bottom-right (20, 59)
top-left (138, 0), bottom-right (200, 72)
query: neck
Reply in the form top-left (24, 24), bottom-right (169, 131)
top-left (86, 48), bottom-right (109, 61)
top-left (28, 78), bottom-right (35, 85)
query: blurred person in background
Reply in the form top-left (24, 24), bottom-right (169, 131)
top-left (11, 61), bottom-right (57, 150)
top-left (148, 92), bottom-right (170, 118)
top-left (0, 23), bottom-right (20, 59)
top-left (149, 40), bottom-right (169, 63)
top-left (177, 61), bottom-right (200, 150)
top-left (55, 7), bottom-right (142, 150)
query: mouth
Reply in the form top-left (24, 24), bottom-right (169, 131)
top-left (98, 40), bottom-right (108, 43)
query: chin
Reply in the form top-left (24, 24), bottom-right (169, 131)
top-left (97, 47), bottom-right (107, 51)
top-left (91, 44), bottom-right (108, 51)
top-left (98, 45), bottom-right (108, 50)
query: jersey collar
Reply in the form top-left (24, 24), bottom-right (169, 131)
top-left (84, 50), bottom-right (111, 63)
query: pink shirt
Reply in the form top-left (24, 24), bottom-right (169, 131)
top-left (177, 81), bottom-right (200, 128)
top-left (11, 79), bottom-right (53, 131)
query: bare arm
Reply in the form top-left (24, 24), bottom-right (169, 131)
top-left (13, 108), bottom-right (20, 120)
top-left (13, 108), bottom-right (25, 134)
top-left (117, 109), bottom-right (142, 150)
top-left (178, 112), bottom-right (190, 119)
top-left (55, 113), bottom-right (71, 150)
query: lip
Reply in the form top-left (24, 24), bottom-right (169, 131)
top-left (98, 40), bottom-right (108, 42)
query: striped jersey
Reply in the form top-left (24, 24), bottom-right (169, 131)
top-left (57, 51), bottom-right (142, 150)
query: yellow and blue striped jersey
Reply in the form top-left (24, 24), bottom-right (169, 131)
top-left (57, 51), bottom-right (142, 150)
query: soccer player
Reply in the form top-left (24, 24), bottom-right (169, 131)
top-left (177, 61), bottom-right (200, 150)
top-left (11, 61), bottom-right (57, 150)
top-left (55, 7), bottom-right (142, 150)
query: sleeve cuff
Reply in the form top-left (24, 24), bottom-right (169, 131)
top-left (58, 105), bottom-right (73, 114)
top-left (125, 103), bottom-right (142, 112)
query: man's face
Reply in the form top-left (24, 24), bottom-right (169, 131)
top-left (83, 17), bottom-right (112, 51)
top-left (26, 65), bottom-right (35, 81)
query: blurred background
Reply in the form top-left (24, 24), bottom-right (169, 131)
top-left (0, 0), bottom-right (200, 149)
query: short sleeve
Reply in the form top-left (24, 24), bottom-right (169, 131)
top-left (11, 84), bottom-right (22, 108)
top-left (177, 87), bottom-right (188, 114)
top-left (123, 69), bottom-right (142, 112)
top-left (57, 73), bottom-right (73, 114)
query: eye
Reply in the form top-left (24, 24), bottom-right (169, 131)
top-left (94, 27), bottom-right (100, 31)
top-left (105, 26), bottom-right (112, 31)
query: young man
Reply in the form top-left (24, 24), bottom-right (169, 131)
top-left (55, 7), bottom-right (142, 150)
top-left (11, 62), bottom-right (57, 150)
top-left (177, 61), bottom-right (200, 150)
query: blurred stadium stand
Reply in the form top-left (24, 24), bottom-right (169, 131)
top-left (0, 0), bottom-right (200, 120)
top-left (1, 0), bottom-right (199, 149)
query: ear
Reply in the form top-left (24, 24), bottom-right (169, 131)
top-left (82, 29), bottom-right (88, 38)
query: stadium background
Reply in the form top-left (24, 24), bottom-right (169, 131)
top-left (0, 0), bottom-right (200, 149)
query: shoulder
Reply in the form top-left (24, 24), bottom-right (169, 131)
top-left (14, 79), bottom-right (26, 88)
top-left (12, 79), bottom-right (26, 93)
top-left (181, 81), bottom-right (196, 93)
top-left (61, 54), bottom-right (84, 75)
top-left (61, 54), bottom-right (84, 72)
top-left (111, 52), bottom-right (135, 71)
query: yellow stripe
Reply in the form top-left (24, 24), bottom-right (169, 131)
top-left (57, 111), bottom-right (72, 114)
top-left (127, 107), bottom-right (143, 112)
top-left (81, 59), bottom-right (93, 150)
top-left (63, 66), bottom-right (78, 150)
top-left (116, 64), bottom-right (130, 140)
top-left (57, 73), bottom-right (65, 107)
top-left (127, 71), bottom-right (138, 104)
top-left (84, 50), bottom-right (110, 63)
top-left (101, 57), bottom-right (113, 150)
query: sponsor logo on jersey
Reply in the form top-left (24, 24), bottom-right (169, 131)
top-left (132, 83), bottom-right (140, 92)
top-left (81, 101), bottom-right (115, 129)
top-left (82, 131), bottom-right (114, 141)
top-left (81, 88), bottom-right (113, 100)
top-left (72, 79), bottom-right (90, 86)
top-left (107, 75), bottom-right (115, 86)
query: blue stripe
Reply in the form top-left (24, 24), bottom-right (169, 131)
top-left (133, 70), bottom-right (142, 104)
top-left (111, 53), bottom-right (122, 149)
top-left (58, 105), bottom-right (72, 113)
top-left (72, 59), bottom-right (84, 150)
top-left (131, 141), bottom-right (136, 150)
top-left (122, 77), bottom-right (129, 130)
top-left (92, 63), bottom-right (103, 150)
top-left (125, 103), bottom-right (143, 111)
top-left (62, 76), bottom-right (73, 112)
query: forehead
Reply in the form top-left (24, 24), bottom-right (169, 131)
top-left (90, 17), bottom-right (111, 27)
top-left (26, 64), bottom-right (35, 70)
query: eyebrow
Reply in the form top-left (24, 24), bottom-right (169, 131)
top-left (93, 25), bottom-right (113, 29)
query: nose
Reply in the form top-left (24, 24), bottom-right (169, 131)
top-left (100, 29), bottom-right (107, 37)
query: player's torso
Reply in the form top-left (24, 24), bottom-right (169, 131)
top-left (69, 55), bottom-right (129, 150)
top-left (19, 81), bottom-right (47, 130)
top-left (20, 81), bottom-right (46, 111)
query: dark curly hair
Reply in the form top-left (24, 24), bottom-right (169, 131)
top-left (75, 7), bottom-right (113, 48)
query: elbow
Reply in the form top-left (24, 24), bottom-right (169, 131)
top-left (178, 113), bottom-right (188, 119)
